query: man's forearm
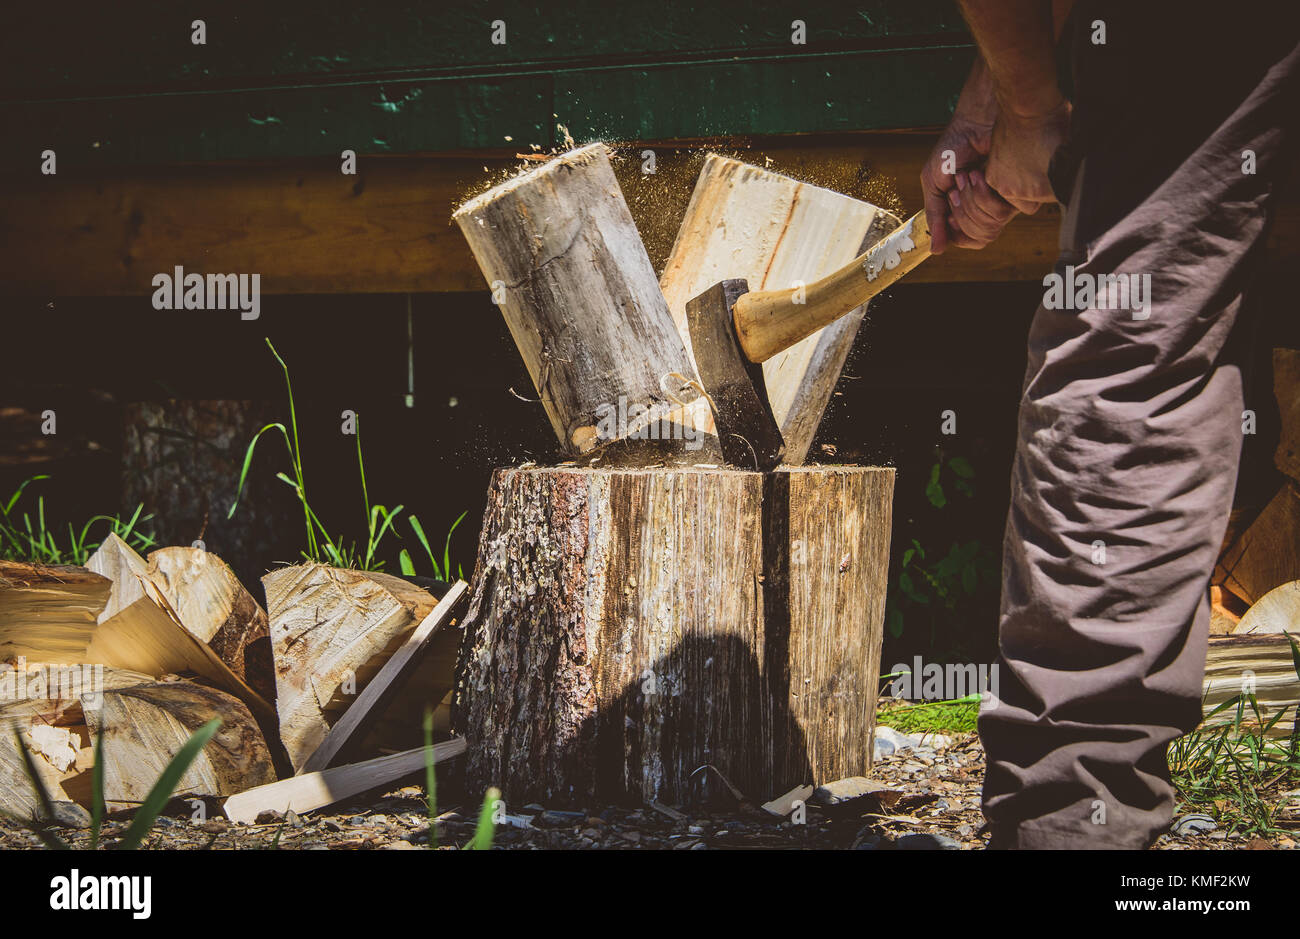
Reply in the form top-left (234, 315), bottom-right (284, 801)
top-left (957, 0), bottom-right (1066, 118)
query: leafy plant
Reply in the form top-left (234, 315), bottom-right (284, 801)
top-left (885, 452), bottom-right (997, 649)
top-left (1169, 632), bottom-right (1300, 839)
top-left (229, 338), bottom-right (461, 576)
top-left (3, 718), bottom-right (220, 850)
top-left (0, 475), bottom-right (156, 565)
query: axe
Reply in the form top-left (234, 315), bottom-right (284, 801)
top-left (686, 211), bottom-right (931, 470)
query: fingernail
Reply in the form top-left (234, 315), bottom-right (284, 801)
top-left (948, 190), bottom-right (961, 207)
top-left (956, 172), bottom-right (967, 191)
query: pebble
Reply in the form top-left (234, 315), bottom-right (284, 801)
top-left (1171, 814), bottom-right (1217, 836)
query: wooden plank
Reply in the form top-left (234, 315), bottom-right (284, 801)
top-left (4, 136), bottom-right (1299, 297)
top-left (222, 738), bottom-right (467, 824)
top-left (300, 580), bottom-right (468, 774)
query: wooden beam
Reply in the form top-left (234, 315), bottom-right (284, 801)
top-left (222, 738), bottom-right (468, 824)
top-left (3, 134), bottom-right (1298, 297)
top-left (299, 580), bottom-right (468, 775)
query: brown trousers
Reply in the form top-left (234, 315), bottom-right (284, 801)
top-left (979, 10), bottom-right (1300, 848)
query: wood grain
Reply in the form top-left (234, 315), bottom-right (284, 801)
top-left (454, 465), bottom-right (893, 805)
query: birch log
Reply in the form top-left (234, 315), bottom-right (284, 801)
top-left (454, 465), bottom-right (894, 805)
top-left (453, 144), bottom-right (703, 460)
top-left (660, 155), bottom-right (900, 463)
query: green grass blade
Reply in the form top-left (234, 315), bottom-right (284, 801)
top-left (408, 515), bottom-right (437, 577)
top-left (399, 549), bottom-right (416, 576)
top-left (424, 708), bottom-right (438, 848)
top-left (9, 729), bottom-right (69, 849)
top-left (468, 786), bottom-right (500, 850)
top-left (228, 423), bottom-right (291, 518)
top-left (90, 723), bottom-right (105, 851)
top-left (443, 511), bottom-right (468, 581)
top-left (117, 719), bottom-right (221, 850)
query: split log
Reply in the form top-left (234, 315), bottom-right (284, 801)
top-left (454, 465), bottom-right (894, 806)
top-left (145, 545), bottom-right (274, 703)
top-left (1233, 580), bottom-right (1300, 635)
top-left (222, 737), bottom-right (466, 824)
top-left (1217, 484), bottom-right (1300, 605)
top-left (0, 561), bottom-right (110, 661)
top-left (83, 564), bottom-right (273, 722)
top-left (86, 534), bottom-right (275, 711)
top-left (84, 533), bottom-right (150, 620)
top-left (263, 565), bottom-right (457, 771)
top-left (660, 154), bottom-right (901, 463)
top-left (1203, 634), bottom-right (1300, 737)
top-left (83, 679), bottom-right (275, 807)
top-left (0, 664), bottom-right (154, 821)
top-left (300, 580), bottom-right (468, 774)
top-left (453, 144), bottom-right (704, 459)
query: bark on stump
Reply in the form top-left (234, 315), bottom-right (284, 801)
top-left (453, 465), bottom-right (893, 806)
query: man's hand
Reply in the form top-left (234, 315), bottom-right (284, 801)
top-left (985, 100), bottom-right (1070, 214)
top-left (921, 60), bottom-right (1019, 253)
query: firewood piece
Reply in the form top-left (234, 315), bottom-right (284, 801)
top-left (84, 580), bottom-right (274, 723)
top-left (145, 546), bottom-right (274, 703)
top-left (222, 738), bottom-right (467, 824)
top-left (84, 533), bottom-right (151, 621)
top-left (1233, 580), bottom-right (1300, 635)
top-left (83, 680), bottom-right (275, 805)
top-left (453, 144), bottom-right (703, 460)
top-left (0, 664), bottom-right (156, 820)
top-left (1203, 634), bottom-right (1300, 737)
top-left (454, 465), bottom-right (894, 806)
top-left (1209, 586), bottom-right (1243, 636)
top-left (300, 580), bottom-right (468, 774)
top-left (1274, 348), bottom-right (1300, 483)
top-left (0, 561), bottom-right (111, 661)
top-left (660, 154), bottom-right (901, 463)
top-left (1217, 484), bottom-right (1300, 605)
top-left (262, 564), bottom-right (442, 771)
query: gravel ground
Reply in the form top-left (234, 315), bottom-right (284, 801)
top-left (1, 732), bottom-right (1292, 850)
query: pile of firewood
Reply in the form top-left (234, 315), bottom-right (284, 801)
top-left (0, 535), bottom-right (467, 826)
top-left (1203, 348), bottom-right (1300, 735)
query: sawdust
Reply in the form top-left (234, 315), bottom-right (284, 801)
top-left (452, 130), bottom-right (909, 276)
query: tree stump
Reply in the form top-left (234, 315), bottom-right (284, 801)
top-left (453, 465), bottom-right (893, 806)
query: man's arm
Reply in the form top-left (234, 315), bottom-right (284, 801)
top-left (922, 0), bottom-right (1074, 251)
top-left (957, 0), bottom-right (1072, 214)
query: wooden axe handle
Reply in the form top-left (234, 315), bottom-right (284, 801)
top-left (731, 211), bottom-right (931, 363)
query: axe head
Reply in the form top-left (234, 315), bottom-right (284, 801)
top-left (686, 279), bottom-right (785, 470)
